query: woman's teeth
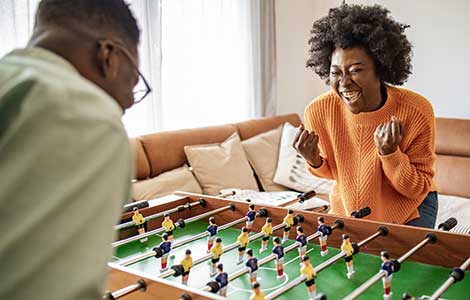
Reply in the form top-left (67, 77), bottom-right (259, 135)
top-left (342, 91), bottom-right (361, 102)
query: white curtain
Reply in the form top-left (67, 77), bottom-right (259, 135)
top-left (0, 0), bottom-right (40, 57)
top-left (0, 0), bottom-right (276, 137)
top-left (126, 0), bottom-right (277, 135)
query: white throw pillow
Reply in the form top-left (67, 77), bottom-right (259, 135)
top-left (273, 122), bottom-right (334, 195)
top-left (435, 193), bottom-right (470, 234)
top-left (242, 125), bottom-right (288, 192)
top-left (184, 132), bottom-right (259, 195)
top-left (132, 164), bottom-right (202, 201)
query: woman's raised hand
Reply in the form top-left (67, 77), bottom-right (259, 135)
top-left (292, 124), bottom-right (323, 167)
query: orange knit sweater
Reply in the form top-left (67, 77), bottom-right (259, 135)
top-left (305, 85), bottom-right (437, 224)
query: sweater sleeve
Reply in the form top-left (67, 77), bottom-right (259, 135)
top-left (303, 98), bottom-right (335, 180)
top-left (379, 109), bottom-right (436, 199)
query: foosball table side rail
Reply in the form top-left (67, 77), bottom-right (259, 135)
top-left (106, 263), bottom-right (225, 300)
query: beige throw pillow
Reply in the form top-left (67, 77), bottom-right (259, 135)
top-left (132, 164), bottom-right (202, 200)
top-left (242, 125), bottom-right (288, 192)
top-left (184, 132), bottom-right (259, 195)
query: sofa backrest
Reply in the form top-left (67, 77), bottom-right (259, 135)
top-left (434, 118), bottom-right (470, 197)
top-left (130, 114), bottom-right (470, 198)
top-left (131, 113), bottom-right (301, 180)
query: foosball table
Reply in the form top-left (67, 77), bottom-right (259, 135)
top-left (104, 192), bottom-right (470, 300)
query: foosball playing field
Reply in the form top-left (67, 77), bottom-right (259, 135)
top-left (105, 193), bottom-right (470, 300)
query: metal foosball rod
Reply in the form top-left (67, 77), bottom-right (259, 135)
top-left (264, 226), bottom-right (389, 300)
top-left (201, 219), bottom-right (345, 293)
top-left (159, 209), bottom-right (295, 279)
top-left (278, 190), bottom-right (317, 207)
top-left (112, 203), bottom-right (235, 248)
top-left (343, 217), bottom-right (458, 300)
top-left (121, 191), bottom-right (236, 214)
top-left (117, 205), bottom-right (262, 266)
top-left (428, 257), bottom-right (470, 300)
top-left (115, 198), bottom-right (207, 231)
top-left (102, 279), bottom-right (146, 300)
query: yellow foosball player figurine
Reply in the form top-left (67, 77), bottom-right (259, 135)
top-left (260, 217), bottom-right (273, 253)
top-left (301, 256), bottom-right (318, 300)
top-left (132, 207), bottom-right (147, 243)
top-left (250, 282), bottom-right (265, 300)
top-left (180, 249), bottom-right (193, 285)
top-left (162, 213), bottom-right (176, 241)
top-left (282, 209), bottom-right (294, 243)
top-left (341, 234), bottom-right (356, 279)
top-left (210, 237), bottom-right (223, 276)
top-left (237, 227), bottom-right (250, 264)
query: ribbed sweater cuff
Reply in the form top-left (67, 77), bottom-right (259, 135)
top-left (307, 158), bottom-right (330, 178)
top-left (378, 147), bottom-right (404, 168)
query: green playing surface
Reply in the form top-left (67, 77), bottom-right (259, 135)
top-left (114, 221), bottom-right (470, 300)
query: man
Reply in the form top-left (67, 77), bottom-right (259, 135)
top-left (0, 1), bottom-right (146, 300)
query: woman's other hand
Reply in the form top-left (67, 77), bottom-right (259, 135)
top-left (374, 116), bottom-right (404, 155)
top-left (293, 124), bottom-right (323, 167)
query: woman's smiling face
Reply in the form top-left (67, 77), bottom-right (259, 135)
top-left (329, 46), bottom-right (383, 114)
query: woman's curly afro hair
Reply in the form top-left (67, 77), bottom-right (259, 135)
top-left (306, 4), bottom-right (412, 85)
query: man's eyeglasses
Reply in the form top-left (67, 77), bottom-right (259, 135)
top-left (99, 39), bottom-right (152, 104)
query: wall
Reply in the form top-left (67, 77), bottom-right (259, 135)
top-left (275, 0), bottom-right (470, 120)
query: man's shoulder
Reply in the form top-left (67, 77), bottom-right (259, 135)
top-left (0, 50), bottom-right (123, 127)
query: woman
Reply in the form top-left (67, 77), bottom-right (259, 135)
top-left (294, 4), bottom-right (438, 228)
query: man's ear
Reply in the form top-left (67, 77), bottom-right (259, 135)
top-left (96, 40), bottom-right (120, 79)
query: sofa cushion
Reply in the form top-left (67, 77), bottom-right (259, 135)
top-left (139, 125), bottom-right (238, 178)
top-left (273, 122), bottom-right (334, 195)
top-left (132, 164), bottom-right (202, 200)
top-left (242, 125), bottom-right (287, 192)
top-left (184, 132), bottom-right (259, 195)
top-left (130, 138), bottom-right (150, 180)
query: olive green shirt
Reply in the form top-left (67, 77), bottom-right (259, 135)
top-left (0, 47), bottom-right (133, 300)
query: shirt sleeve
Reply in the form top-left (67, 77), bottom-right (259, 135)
top-left (378, 110), bottom-right (436, 199)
